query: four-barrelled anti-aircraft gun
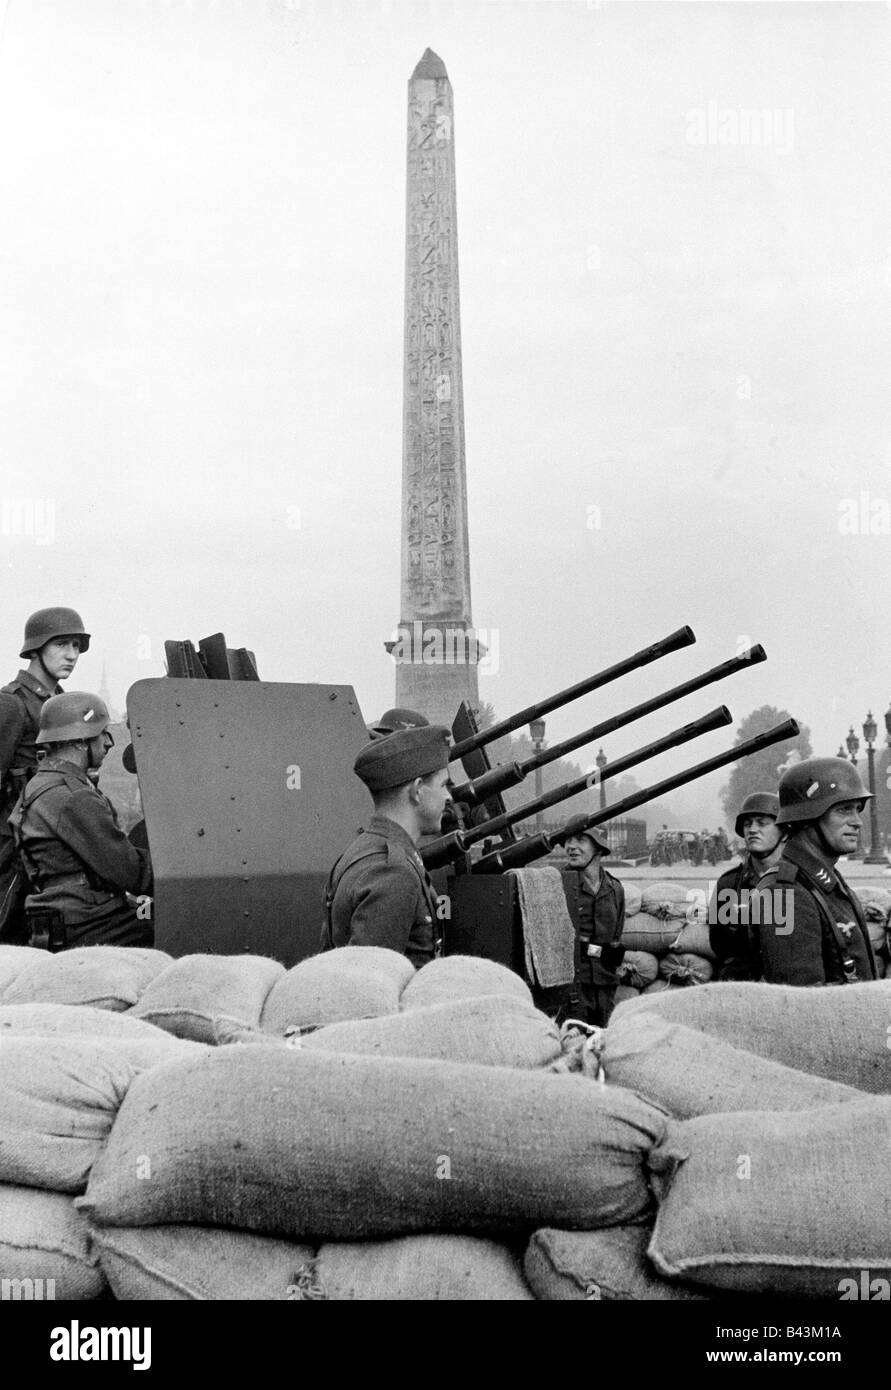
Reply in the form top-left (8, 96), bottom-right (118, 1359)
top-left (122, 625), bottom-right (797, 971)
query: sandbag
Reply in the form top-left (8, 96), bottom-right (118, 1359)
top-left (658, 952), bottom-right (713, 986)
top-left (642, 979), bottom-right (675, 994)
top-left (615, 912), bottom-right (679, 956)
top-left (616, 950), bottom-right (659, 990)
top-left (89, 1224), bottom-right (315, 1300)
top-left (0, 945), bottom-right (46, 998)
top-left (614, 985), bottom-right (640, 1005)
top-left (854, 886), bottom-right (891, 922)
top-left (0, 1034), bottom-right (196, 1192)
top-left (0, 1001), bottom-right (192, 1043)
top-left (302, 993), bottom-right (561, 1069)
top-left (524, 1225), bottom-right (706, 1301)
top-left (399, 954), bottom-right (532, 1010)
top-left (622, 883), bottom-right (642, 917)
top-left (603, 1011), bottom-right (865, 1118)
top-left (315, 1235), bottom-right (534, 1300)
top-left (79, 1047), bottom-right (673, 1240)
top-left (649, 1099), bottom-right (891, 1295)
top-left (0, 946), bottom-right (172, 1011)
top-left (132, 953), bottom-right (284, 1043)
top-left (0, 1184), bottom-right (106, 1300)
top-left (615, 980), bottom-right (891, 1093)
top-left (669, 916), bottom-right (716, 961)
top-left (261, 946), bottom-right (414, 1033)
top-left (640, 882), bottom-right (690, 921)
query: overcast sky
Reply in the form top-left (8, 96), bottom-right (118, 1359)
top-left (2, 0), bottom-right (890, 820)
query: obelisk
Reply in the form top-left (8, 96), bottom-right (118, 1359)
top-left (385, 49), bottom-right (482, 729)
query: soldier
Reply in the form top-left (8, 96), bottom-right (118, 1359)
top-left (0, 607), bottom-right (90, 943)
top-left (564, 826), bottom-right (626, 1026)
top-left (754, 758), bottom-right (876, 986)
top-left (709, 792), bottom-right (785, 980)
top-left (320, 724), bottom-right (452, 969)
top-left (9, 692), bottom-right (153, 950)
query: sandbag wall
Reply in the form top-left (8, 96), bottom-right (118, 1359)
top-left (2, 915), bottom-right (890, 1302)
top-left (615, 881), bottom-right (891, 1004)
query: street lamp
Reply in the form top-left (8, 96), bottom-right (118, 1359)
top-left (861, 711), bottom-right (888, 864)
top-left (845, 727), bottom-right (860, 765)
top-left (595, 747), bottom-right (608, 811)
top-left (836, 745), bottom-right (847, 759)
top-left (529, 718), bottom-right (546, 837)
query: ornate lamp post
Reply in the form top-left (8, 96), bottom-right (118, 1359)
top-left (595, 747), bottom-right (608, 811)
top-left (836, 745), bottom-right (847, 759)
top-left (530, 718), bottom-right (546, 837)
top-left (845, 727), bottom-right (863, 856)
top-left (862, 711), bottom-right (888, 864)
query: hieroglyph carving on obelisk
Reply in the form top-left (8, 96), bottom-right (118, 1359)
top-left (386, 49), bottom-right (482, 727)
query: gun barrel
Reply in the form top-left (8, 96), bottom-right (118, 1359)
top-left (462, 705), bottom-right (732, 847)
top-left (472, 717), bottom-right (799, 874)
top-left (419, 829), bottom-right (468, 872)
top-left (448, 626), bottom-right (696, 760)
top-left (518, 646), bottom-right (766, 777)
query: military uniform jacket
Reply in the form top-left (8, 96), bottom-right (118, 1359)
top-left (321, 815), bottom-right (439, 970)
top-left (11, 760), bottom-right (153, 924)
top-left (708, 854), bottom-right (763, 980)
top-left (576, 869), bottom-right (625, 988)
top-left (0, 671), bottom-right (60, 854)
top-left (755, 837), bottom-right (876, 986)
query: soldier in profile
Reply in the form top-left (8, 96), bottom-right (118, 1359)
top-left (321, 724), bottom-right (452, 969)
top-left (10, 692), bottom-right (153, 950)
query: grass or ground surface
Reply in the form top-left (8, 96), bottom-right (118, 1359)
top-left (606, 858), bottom-right (891, 890)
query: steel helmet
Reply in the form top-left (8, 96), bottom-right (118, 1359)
top-left (572, 825), bottom-right (611, 856)
top-left (36, 692), bottom-right (111, 744)
top-left (367, 707), bottom-right (430, 740)
top-left (20, 607), bottom-right (90, 658)
top-left (776, 757), bottom-right (872, 826)
top-left (735, 791), bottom-right (780, 837)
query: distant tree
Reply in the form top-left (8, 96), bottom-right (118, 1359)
top-left (719, 706), bottom-right (812, 827)
top-left (472, 701), bottom-right (497, 732)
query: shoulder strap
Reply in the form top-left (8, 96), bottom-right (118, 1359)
top-left (768, 859), bottom-right (866, 982)
top-left (322, 838), bottom-right (388, 948)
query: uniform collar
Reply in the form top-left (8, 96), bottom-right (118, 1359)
top-left (782, 835), bottom-right (841, 893)
top-left (367, 814), bottom-right (421, 858)
top-left (35, 757), bottom-right (91, 784)
top-left (13, 668), bottom-right (59, 698)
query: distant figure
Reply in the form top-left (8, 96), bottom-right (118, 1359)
top-left (755, 759), bottom-right (876, 986)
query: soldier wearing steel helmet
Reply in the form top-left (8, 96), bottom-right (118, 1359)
top-left (708, 791), bottom-right (786, 981)
top-left (0, 608), bottom-right (90, 943)
top-left (8, 692), bottom-right (153, 950)
top-left (753, 758), bottom-right (876, 986)
top-left (563, 825), bottom-right (626, 1026)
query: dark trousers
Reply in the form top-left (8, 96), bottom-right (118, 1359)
top-left (578, 982), bottom-right (617, 1028)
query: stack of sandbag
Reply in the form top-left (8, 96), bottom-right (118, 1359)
top-left (615, 881), bottom-right (715, 1001)
top-left (0, 1000), bottom-right (208, 1301)
top-left (854, 885), bottom-right (891, 978)
top-left (78, 1042), bottom-right (676, 1300)
top-left (532, 978), bottom-right (891, 1298)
